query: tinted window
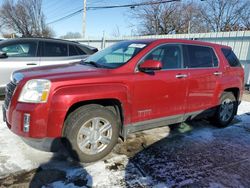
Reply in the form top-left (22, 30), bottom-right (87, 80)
top-left (75, 46), bottom-right (86, 55)
top-left (37, 42), bottom-right (43, 57)
top-left (44, 42), bottom-right (67, 57)
top-left (221, 48), bottom-right (241, 67)
top-left (184, 45), bottom-right (218, 68)
top-left (69, 45), bottom-right (79, 56)
top-left (0, 42), bottom-right (37, 57)
top-left (143, 45), bottom-right (182, 69)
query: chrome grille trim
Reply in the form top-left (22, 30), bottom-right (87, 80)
top-left (4, 81), bottom-right (17, 109)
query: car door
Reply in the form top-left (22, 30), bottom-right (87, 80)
top-left (132, 44), bottom-right (188, 124)
top-left (39, 42), bottom-right (84, 66)
top-left (0, 41), bottom-right (39, 88)
top-left (183, 44), bottom-right (221, 114)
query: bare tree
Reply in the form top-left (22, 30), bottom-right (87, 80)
top-left (130, 2), bottom-right (176, 35)
top-left (130, 0), bottom-right (250, 35)
top-left (130, 1), bottom-right (207, 35)
top-left (60, 32), bottom-right (82, 39)
top-left (241, 11), bottom-right (250, 30)
top-left (198, 0), bottom-right (250, 32)
top-left (0, 0), bottom-right (54, 37)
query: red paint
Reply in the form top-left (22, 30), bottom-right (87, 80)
top-left (5, 39), bottom-right (244, 139)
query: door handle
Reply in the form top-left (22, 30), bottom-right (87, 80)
top-left (213, 71), bottom-right (222, 76)
top-left (26, 63), bottom-right (37, 66)
top-left (176, 74), bottom-right (188, 79)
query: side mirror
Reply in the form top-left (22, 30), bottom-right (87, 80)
top-left (139, 60), bottom-right (162, 72)
top-left (0, 51), bottom-right (7, 58)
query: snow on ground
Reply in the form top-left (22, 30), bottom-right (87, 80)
top-left (235, 101), bottom-right (250, 123)
top-left (0, 101), bottom-right (250, 187)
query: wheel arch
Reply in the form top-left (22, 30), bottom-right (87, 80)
top-left (223, 87), bottom-right (240, 101)
top-left (222, 87), bottom-right (240, 116)
top-left (62, 98), bottom-right (124, 136)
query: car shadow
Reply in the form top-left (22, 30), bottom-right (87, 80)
top-left (123, 113), bottom-right (250, 187)
top-left (29, 138), bottom-right (92, 188)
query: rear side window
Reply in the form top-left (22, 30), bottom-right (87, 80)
top-left (69, 45), bottom-right (79, 56)
top-left (184, 45), bottom-right (218, 68)
top-left (43, 42), bottom-right (67, 57)
top-left (221, 48), bottom-right (241, 67)
top-left (75, 46), bottom-right (87, 55)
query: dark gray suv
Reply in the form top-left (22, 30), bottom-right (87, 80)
top-left (0, 38), bottom-right (98, 94)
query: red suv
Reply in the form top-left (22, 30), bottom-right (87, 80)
top-left (3, 39), bottom-right (244, 162)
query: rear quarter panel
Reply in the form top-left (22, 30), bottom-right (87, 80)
top-left (212, 46), bottom-right (244, 104)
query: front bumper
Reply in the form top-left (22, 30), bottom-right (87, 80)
top-left (3, 104), bottom-right (61, 152)
top-left (21, 137), bottom-right (62, 152)
top-left (4, 98), bottom-right (66, 138)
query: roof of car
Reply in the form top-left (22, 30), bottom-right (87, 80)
top-left (126, 38), bottom-right (230, 49)
top-left (0, 37), bottom-right (81, 45)
top-left (0, 37), bottom-right (99, 51)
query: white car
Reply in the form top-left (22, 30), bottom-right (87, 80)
top-left (0, 38), bottom-right (98, 95)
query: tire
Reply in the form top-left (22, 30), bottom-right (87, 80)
top-left (211, 92), bottom-right (237, 127)
top-left (63, 104), bottom-right (120, 163)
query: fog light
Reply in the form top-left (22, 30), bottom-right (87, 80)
top-left (23, 113), bottom-right (30, 132)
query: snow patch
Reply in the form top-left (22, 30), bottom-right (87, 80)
top-left (235, 101), bottom-right (250, 124)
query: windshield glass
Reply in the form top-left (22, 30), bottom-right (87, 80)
top-left (82, 41), bottom-right (149, 68)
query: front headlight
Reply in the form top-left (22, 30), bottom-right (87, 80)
top-left (18, 79), bottom-right (51, 103)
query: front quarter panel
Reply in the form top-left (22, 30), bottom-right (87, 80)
top-left (46, 83), bottom-right (131, 137)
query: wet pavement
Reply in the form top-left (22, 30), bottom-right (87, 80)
top-left (0, 100), bottom-right (250, 187)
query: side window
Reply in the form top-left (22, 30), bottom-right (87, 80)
top-left (43, 42), bottom-right (67, 57)
top-left (0, 42), bottom-right (37, 57)
top-left (37, 42), bottom-right (43, 57)
top-left (184, 45), bottom-right (218, 68)
top-left (143, 45), bottom-right (182, 69)
top-left (69, 45), bottom-right (79, 56)
top-left (75, 46), bottom-right (87, 55)
top-left (221, 48), bottom-right (241, 67)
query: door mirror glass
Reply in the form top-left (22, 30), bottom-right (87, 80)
top-left (139, 60), bottom-right (162, 71)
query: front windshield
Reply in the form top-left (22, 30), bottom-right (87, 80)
top-left (82, 41), bottom-right (149, 68)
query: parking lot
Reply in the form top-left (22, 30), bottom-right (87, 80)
top-left (0, 98), bottom-right (250, 187)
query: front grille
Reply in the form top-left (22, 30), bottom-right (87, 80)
top-left (4, 81), bottom-right (17, 109)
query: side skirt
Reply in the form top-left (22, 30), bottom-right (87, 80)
top-left (121, 108), bottom-right (216, 139)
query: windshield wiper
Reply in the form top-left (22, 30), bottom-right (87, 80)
top-left (81, 61), bottom-right (100, 68)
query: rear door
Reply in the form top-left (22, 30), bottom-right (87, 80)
top-left (39, 42), bottom-right (85, 66)
top-left (183, 44), bottom-right (221, 114)
top-left (0, 41), bottom-right (39, 88)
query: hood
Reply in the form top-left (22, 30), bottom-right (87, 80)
top-left (13, 62), bottom-right (108, 83)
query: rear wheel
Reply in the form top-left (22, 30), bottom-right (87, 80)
top-left (211, 92), bottom-right (237, 127)
top-left (63, 104), bottom-right (119, 163)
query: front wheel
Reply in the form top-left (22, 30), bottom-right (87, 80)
top-left (63, 104), bottom-right (119, 163)
top-left (211, 92), bottom-right (237, 127)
